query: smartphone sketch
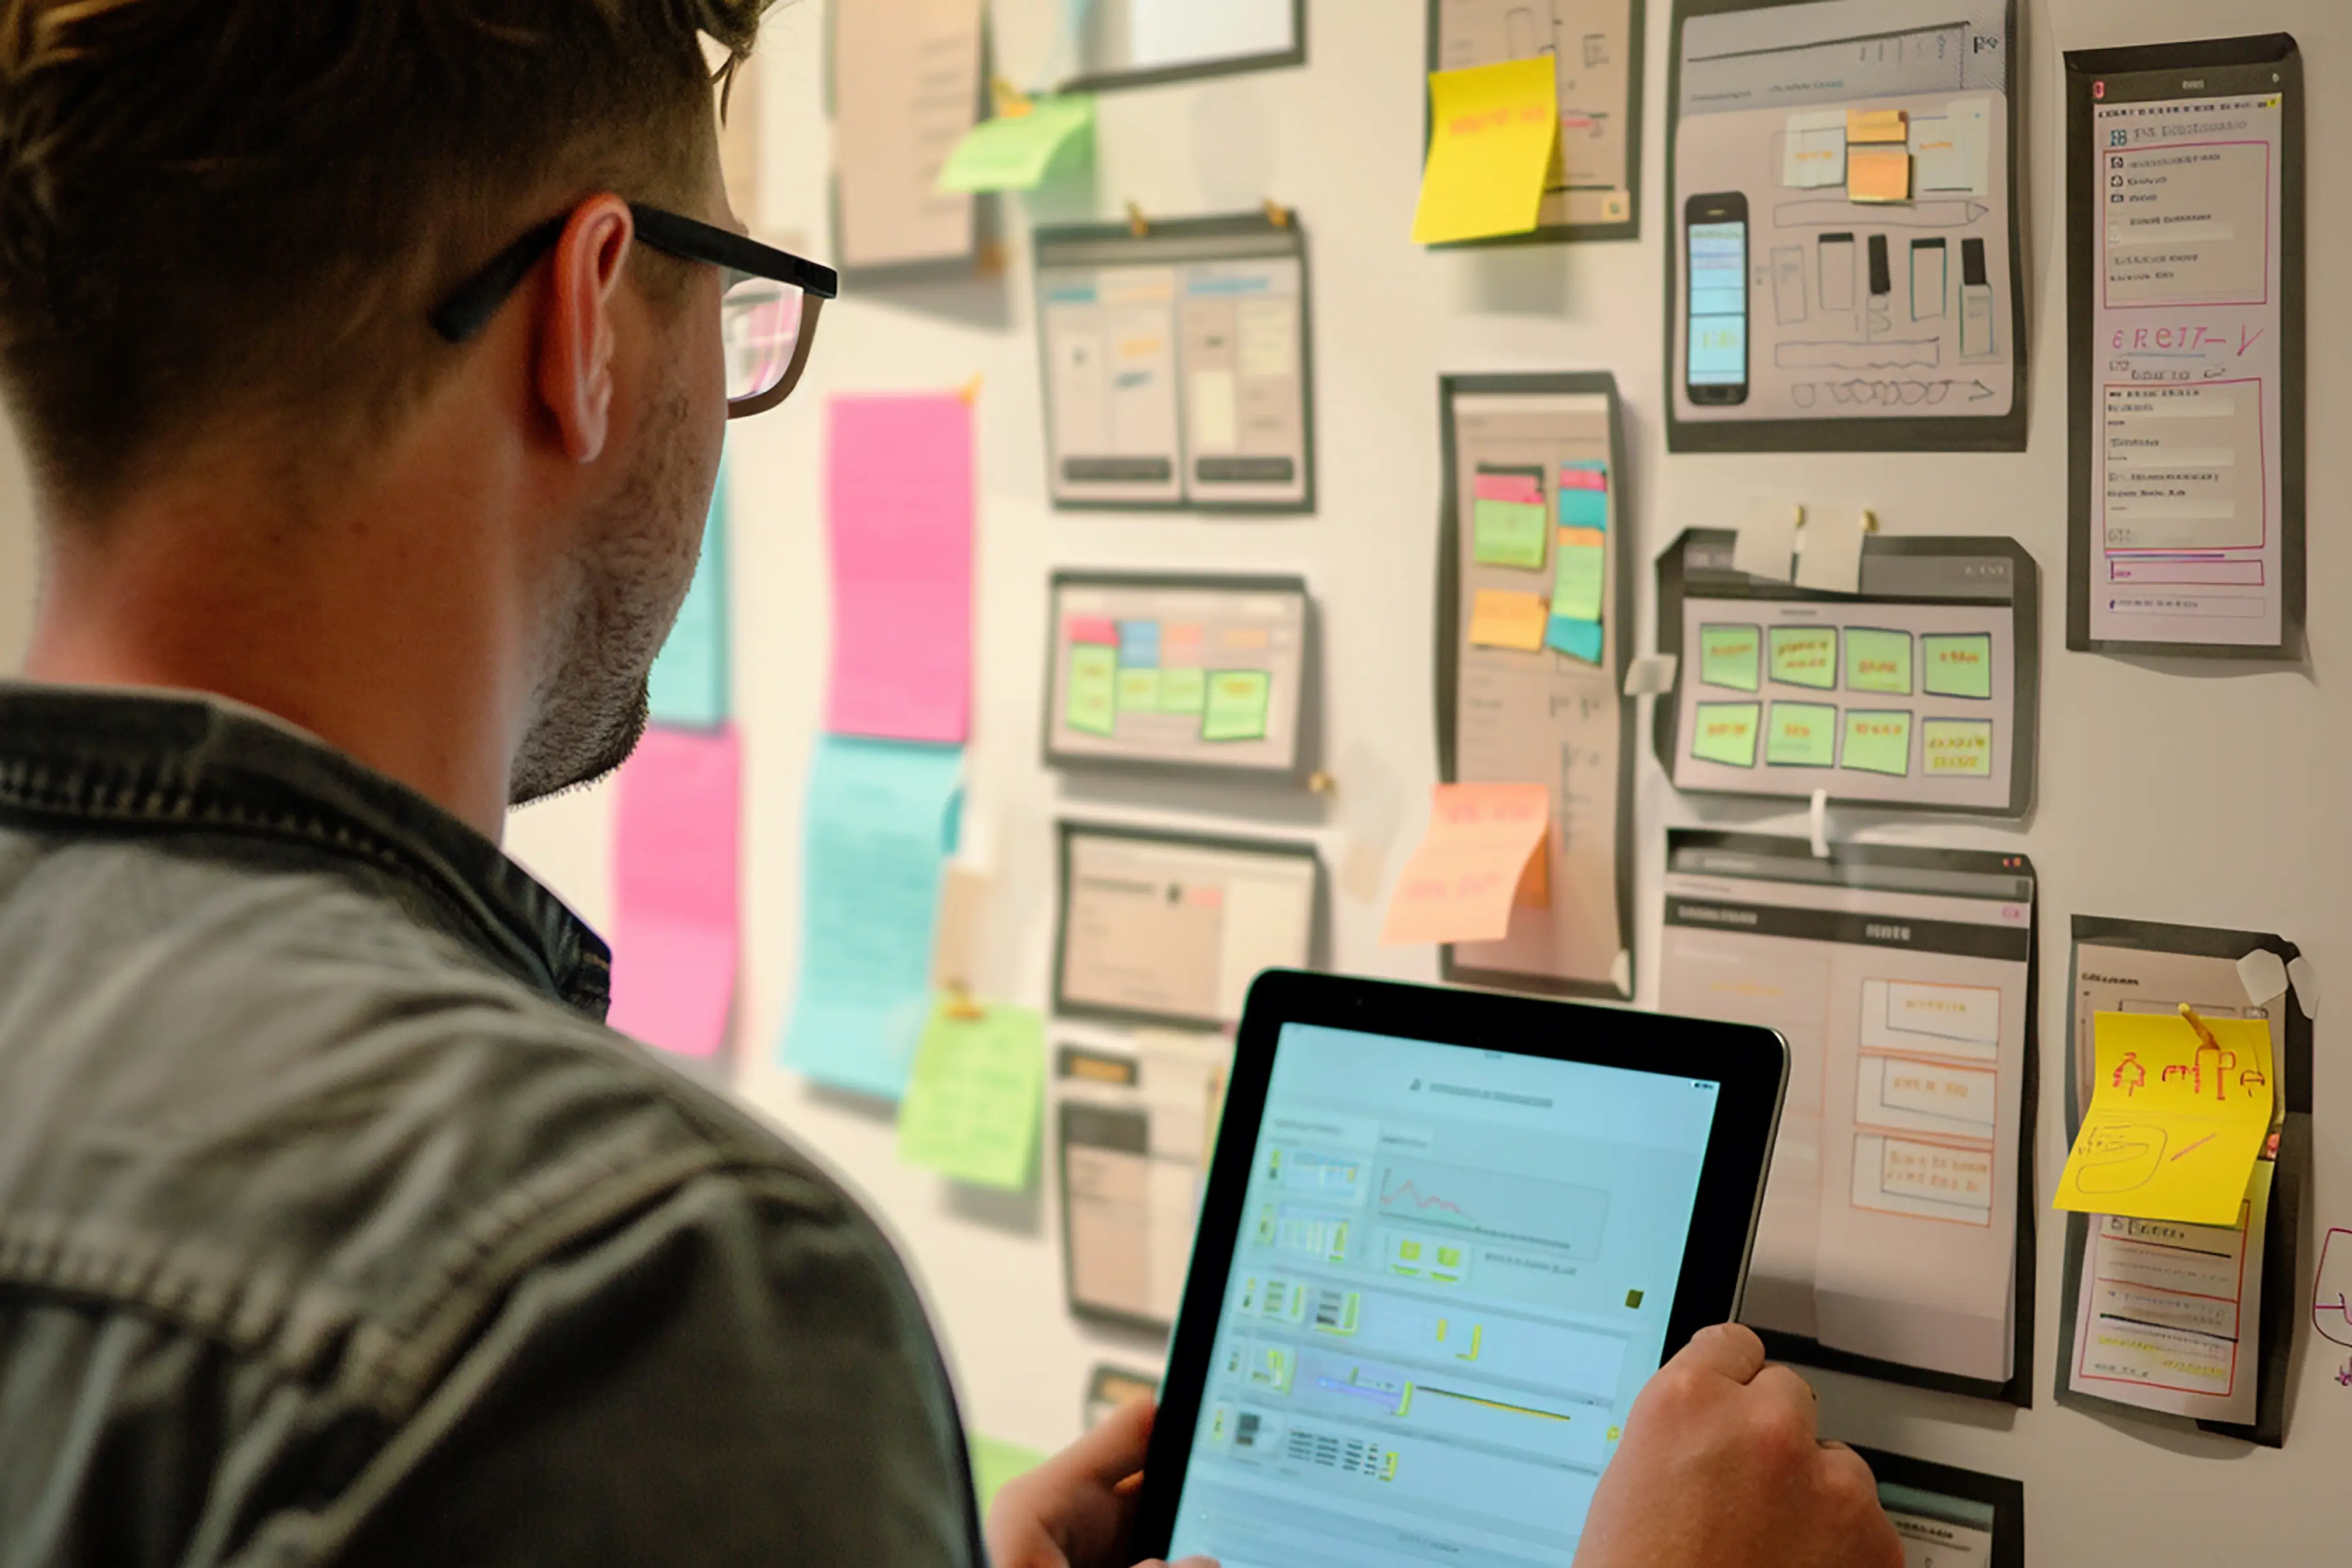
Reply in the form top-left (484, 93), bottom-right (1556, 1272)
top-left (1685, 192), bottom-right (1749, 405)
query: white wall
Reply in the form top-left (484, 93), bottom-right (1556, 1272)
top-left (0, 0), bottom-right (2338, 1557)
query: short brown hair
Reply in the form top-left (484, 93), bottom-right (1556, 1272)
top-left (0, 1), bottom-right (774, 514)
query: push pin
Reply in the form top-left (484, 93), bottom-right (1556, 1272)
top-left (1263, 198), bottom-right (1292, 229)
top-left (1307, 771), bottom-right (1336, 797)
top-left (1125, 201), bottom-right (1150, 237)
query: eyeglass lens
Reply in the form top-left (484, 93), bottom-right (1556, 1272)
top-left (722, 277), bottom-right (805, 404)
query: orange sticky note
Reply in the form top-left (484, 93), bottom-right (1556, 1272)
top-left (1847, 147), bottom-right (1912, 203)
top-left (1468, 588), bottom-right (1549, 651)
top-left (1847, 108), bottom-right (1909, 144)
top-left (1381, 784), bottom-right (1551, 947)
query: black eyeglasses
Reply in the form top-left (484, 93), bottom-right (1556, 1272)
top-left (430, 202), bottom-right (840, 418)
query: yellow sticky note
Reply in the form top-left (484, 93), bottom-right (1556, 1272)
top-left (1848, 147), bottom-right (1912, 203)
top-left (2053, 1012), bottom-right (2274, 1227)
top-left (1468, 588), bottom-right (1549, 651)
top-left (1381, 783), bottom-right (1551, 946)
top-left (1848, 108), bottom-right (1910, 144)
top-left (1412, 59), bottom-right (1559, 246)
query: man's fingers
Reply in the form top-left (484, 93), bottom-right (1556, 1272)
top-left (1673, 1321), bottom-right (1769, 1385)
top-left (1749, 1363), bottom-right (1823, 1438)
top-left (1041, 1395), bottom-right (1158, 1488)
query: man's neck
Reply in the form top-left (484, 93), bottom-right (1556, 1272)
top-left (22, 438), bottom-right (531, 840)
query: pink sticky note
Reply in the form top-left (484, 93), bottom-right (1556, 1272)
top-left (1557, 465), bottom-right (1610, 492)
top-left (607, 726), bottom-right (742, 1058)
top-left (826, 395), bottom-right (973, 743)
top-left (1474, 473), bottom-right (1543, 505)
top-left (1380, 783), bottom-right (1552, 947)
top-left (1066, 615), bottom-right (1119, 646)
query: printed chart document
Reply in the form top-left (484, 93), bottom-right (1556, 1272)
top-left (1855, 1450), bottom-right (2022, 1568)
top-left (605, 726), bottom-right (741, 1059)
top-left (1069, 0), bottom-right (1302, 91)
top-left (1036, 214), bottom-right (1312, 512)
top-left (832, 0), bottom-right (984, 271)
top-left (1439, 378), bottom-right (1634, 999)
top-left (2055, 922), bottom-right (2305, 1434)
top-left (2065, 37), bottom-right (2303, 655)
top-left (1056, 825), bottom-right (1317, 1030)
top-left (1657, 531), bottom-right (2038, 818)
top-left (1059, 1030), bottom-right (1230, 1330)
top-left (1045, 573), bottom-right (1312, 782)
top-left (1431, 0), bottom-right (1643, 236)
top-left (1668, 0), bottom-right (2024, 452)
top-left (1661, 833), bottom-right (2036, 1395)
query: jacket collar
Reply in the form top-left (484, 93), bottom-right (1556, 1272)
top-left (0, 682), bottom-right (611, 1018)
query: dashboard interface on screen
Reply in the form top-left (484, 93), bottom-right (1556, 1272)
top-left (1166, 1024), bottom-right (1723, 1568)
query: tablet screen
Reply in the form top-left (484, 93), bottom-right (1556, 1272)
top-left (1164, 1022), bottom-right (1724, 1567)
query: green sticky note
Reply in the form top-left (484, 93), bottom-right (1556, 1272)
top-left (1922, 633), bottom-right (1993, 699)
top-left (898, 1001), bottom-right (1046, 1190)
top-left (970, 1434), bottom-right (1049, 1516)
top-left (1160, 668), bottom-right (1207, 714)
top-left (1923, 718), bottom-right (1995, 778)
top-left (1768, 627), bottom-right (1839, 689)
top-left (1067, 644), bottom-right (1118, 736)
top-left (1202, 670), bottom-right (1272, 741)
top-left (1844, 629), bottom-right (1914, 695)
top-left (1698, 624), bottom-right (1761, 692)
top-left (1765, 702), bottom-right (1838, 767)
top-left (1691, 702), bottom-right (1761, 768)
top-left (1550, 534), bottom-right (1607, 622)
top-left (937, 96), bottom-right (1095, 193)
top-left (1117, 667), bottom-right (1161, 714)
top-left (1473, 499), bottom-right (1549, 569)
top-left (1840, 710), bottom-right (1913, 776)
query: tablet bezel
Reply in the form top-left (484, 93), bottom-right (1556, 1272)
top-left (1129, 969), bottom-right (1789, 1559)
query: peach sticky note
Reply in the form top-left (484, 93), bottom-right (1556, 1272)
top-left (1468, 588), bottom-right (1550, 651)
top-left (1381, 783), bottom-right (1551, 946)
top-left (1848, 147), bottom-right (1912, 203)
top-left (1847, 108), bottom-right (1910, 144)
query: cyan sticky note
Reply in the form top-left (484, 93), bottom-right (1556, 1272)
top-left (1559, 487), bottom-right (1610, 531)
top-left (1547, 615), bottom-right (1605, 665)
top-left (779, 736), bottom-right (965, 1101)
top-left (646, 466), bottom-right (730, 728)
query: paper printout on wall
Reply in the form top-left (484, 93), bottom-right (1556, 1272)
top-left (1660, 832), bottom-right (2036, 1397)
top-left (1067, 0), bottom-right (1300, 91)
top-left (1668, 0), bottom-right (2025, 453)
top-left (832, 0), bottom-right (984, 270)
top-left (937, 96), bottom-right (1096, 193)
top-left (825, 394), bottom-right (972, 743)
top-left (2057, 920), bottom-right (2304, 1437)
top-left (1056, 825), bottom-right (1317, 1030)
top-left (606, 726), bottom-right (742, 1059)
top-left (1035, 214), bottom-right (1313, 512)
top-left (1381, 783), bottom-right (1551, 947)
top-left (646, 469), bottom-right (730, 728)
top-left (2065, 36), bottom-right (2304, 656)
top-left (1441, 380), bottom-right (1634, 1000)
top-left (780, 736), bottom-right (963, 1099)
top-left (897, 1000), bottom-right (1047, 1190)
top-left (2053, 1012), bottom-right (2272, 1227)
top-left (1413, 59), bottom-right (1561, 246)
top-left (1430, 0), bottom-right (1644, 236)
top-left (1058, 1030), bottom-right (1231, 1330)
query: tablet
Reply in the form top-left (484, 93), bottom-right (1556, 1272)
top-left (1130, 970), bottom-right (1788, 1568)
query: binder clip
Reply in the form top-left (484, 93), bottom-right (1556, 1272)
top-left (958, 374), bottom-right (984, 407)
top-left (1125, 201), bottom-right (1150, 237)
top-left (1263, 198), bottom-right (1293, 229)
top-left (990, 77), bottom-right (1035, 120)
top-left (1307, 771), bottom-right (1337, 797)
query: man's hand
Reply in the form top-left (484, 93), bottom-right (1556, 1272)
top-left (985, 1398), bottom-right (1217, 1568)
top-left (1575, 1324), bottom-right (1903, 1568)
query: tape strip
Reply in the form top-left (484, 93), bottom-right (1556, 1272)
top-left (2236, 948), bottom-right (2290, 1008)
top-left (1625, 654), bottom-right (1680, 697)
top-left (1809, 789), bottom-right (1830, 859)
top-left (2289, 955), bottom-right (2322, 1020)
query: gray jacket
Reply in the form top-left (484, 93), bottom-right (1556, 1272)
top-left (0, 684), bottom-right (984, 1567)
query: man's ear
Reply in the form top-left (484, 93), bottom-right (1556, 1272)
top-left (536, 195), bottom-right (635, 465)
